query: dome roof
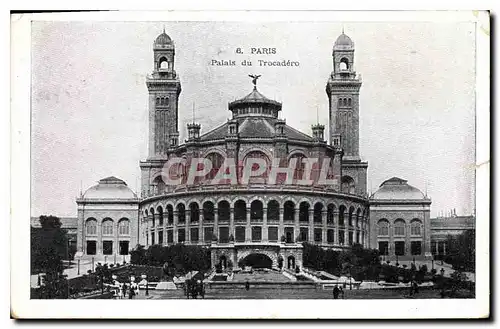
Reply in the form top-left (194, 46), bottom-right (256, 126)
top-left (154, 31), bottom-right (173, 46)
top-left (371, 177), bottom-right (426, 200)
top-left (229, 87), bottom-right (282, 107)
top-left (334, 32), bottom-right (354, 49)
top-left (83, 176), bottom-right (137, 199)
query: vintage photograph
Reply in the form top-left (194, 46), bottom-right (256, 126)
top-left (10, 11), bottom-right (489, 318)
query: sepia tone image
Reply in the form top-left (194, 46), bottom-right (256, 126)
top-left (26, 17), bottom-right (480, 306)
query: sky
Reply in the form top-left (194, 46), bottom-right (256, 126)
top-left (31, 21), bottom-right (476, 218)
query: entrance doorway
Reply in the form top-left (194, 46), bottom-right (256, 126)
top-left (119, 241), bottom-right (129, 255)
top-left (287, 255), bottom-right (296, 269)
top-left (86, 241), bottom-right (96, 255)
top-left (241, 253), bottom-right (273, 269)
top-left (103, 241), bottom-right (113, 255)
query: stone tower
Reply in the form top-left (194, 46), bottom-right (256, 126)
top-left (326, 32), bottom-right (368, 196)
top-left (146, 29), bottom-right (182, 157)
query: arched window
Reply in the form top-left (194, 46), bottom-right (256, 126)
top-left (102, 218), bottom-right (114, 236)
top-left (410, 219), bottom-right (422, 236)
top-left (190, 203), bottom-right (200, 222)
top-left (348, 98), bottom-right (352, 106)
top-left (234, 200), bottom-right (247, 221)
top-left (341, 176), bottom-right (355, 194)
top-left (157, 206), bottom-right (164, 226)
top-left (177, 204), bottom-right (186, 223)
top-left (377, 219), bottom-right (389, 236)
top-left (167, 205), bottom-right (174, 224)
top-left (156, 97), bottom-right (160, 106)
top-left (299, 202), bottom-right (310, 222)
top-left (150, 208), bottom-right (155, 227)
top-left (289, 153), bottom-right (307, 181)
top-left (356, 208), bottom-right (362, 228)
top-left (327, 204), bottom-right (335, 224)
top-left (340, 57), bottom-right (349, 71)
top-left (394, 219), bottom-right (406, 236)
top-left (267, 200), bottom-right (280, 221)
top-left (313, 203), bottom-right (323, 223)
top-left (86, 218), bottom-right (97, 235)
top-left (202, 201), bottom-right (214, 222)
top-left (205, 152), bottom-right (224, 180)
top-left (250, 200), bottom-right (263, 221)
top-left (284, 201), bottom-right (295, 222)
top-left (118, 218), bottom-right (129, 235)
top-left (159, 57), bottom-right (168, 69)
top-left (348, 206), bottom-right (355, 226)
top-left (218, 200), bottom-right (230, 222)
top-left (338, 205), bottom-right (346, 226)
top-left (244, 151), bottom-right (270, 182)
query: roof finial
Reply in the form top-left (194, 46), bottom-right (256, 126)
top-left (342, 25), bottom-right (345, 34)
top-left (163, 25), bottom-right (165, 34)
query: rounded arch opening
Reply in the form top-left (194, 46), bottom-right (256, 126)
top-left (203, 201), bottom-right (214, 222)
top-left (284, 201), bottom-right (295, 222)
top-left (339, 57), bottom-right (349, 71)
top-left (189, 202), bottom-right (200, 222)
top-left (267, 200), bottom-right (280, 221)
top-left (218, 200), bottom-right (230, 222)
top-left (299, 201), bottom-right (310, 222)
top-left (250, 200), bottom-right (264, 221)
top-left (241, 253), bottom-right (273, 269)
top-left (313, 202), bottom-right (324, 223)
top-left (234, 200), bottom-right (247, 221)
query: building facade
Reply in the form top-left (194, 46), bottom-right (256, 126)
top-left (75, 176), bottom-right (139, 260)
top-left (68, 30), bottom-right (464, 265)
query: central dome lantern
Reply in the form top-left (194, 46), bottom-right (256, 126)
top-left (228, 75), bottom-right (282, 119)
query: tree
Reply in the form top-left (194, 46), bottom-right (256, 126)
top-left (31, 216), bottom-right (69, 275)
top-left (445, 230), bottom-right (475, 272)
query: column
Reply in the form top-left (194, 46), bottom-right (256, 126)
top-left (173, 211), bottom-right (178, 243)
top-left (279, 207), bottom-right (284, 241)
top-left (245, 207), bottom-right (251, 242)
top-left (262, 207), bottom-right (268, 242)
top-left (308, 209), bottom-right (314, 242)
top-left (186, 210), bottom-right (191, 243)
top-left (389, 220), bottom-right (395, 257)
top-left (294, 206), bottom-right (299, 242)
top-left (114, 222), bottom-right (119, 260)
top-left (229, 208), bottom-right (235, 240)
top-left (214, 206), bottom-right (219, 241)
top-left (322, 210), bottom-right (327, 244)
top-left (345, 227), bottom-right (349, 247)
top-left (97, 219), bottom-right (102, 256)
top-left (334, 211), bottom-right (339, 245)
top-left (405, 221), bottom-right (411, 257)
top-left (199, 211), bottom-right (204, 244)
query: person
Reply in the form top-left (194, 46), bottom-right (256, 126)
top-left (245, 280), bottom-right (250, 291)
top-left (339, 286), bottom-right (344, 299)
top-left (117, 283), bottom-right (123, 299)
top-left (333, 285), bottom-right (340, 299)
top-left (129, 284), bottom-right (135, 299)
top-left (412, 280), bottom-right (419, 294)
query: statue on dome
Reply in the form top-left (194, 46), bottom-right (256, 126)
top-left (248, 74), bottom-right (261, 87)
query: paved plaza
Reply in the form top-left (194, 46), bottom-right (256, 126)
top-left (134, 287), bottom-right (450, 300)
